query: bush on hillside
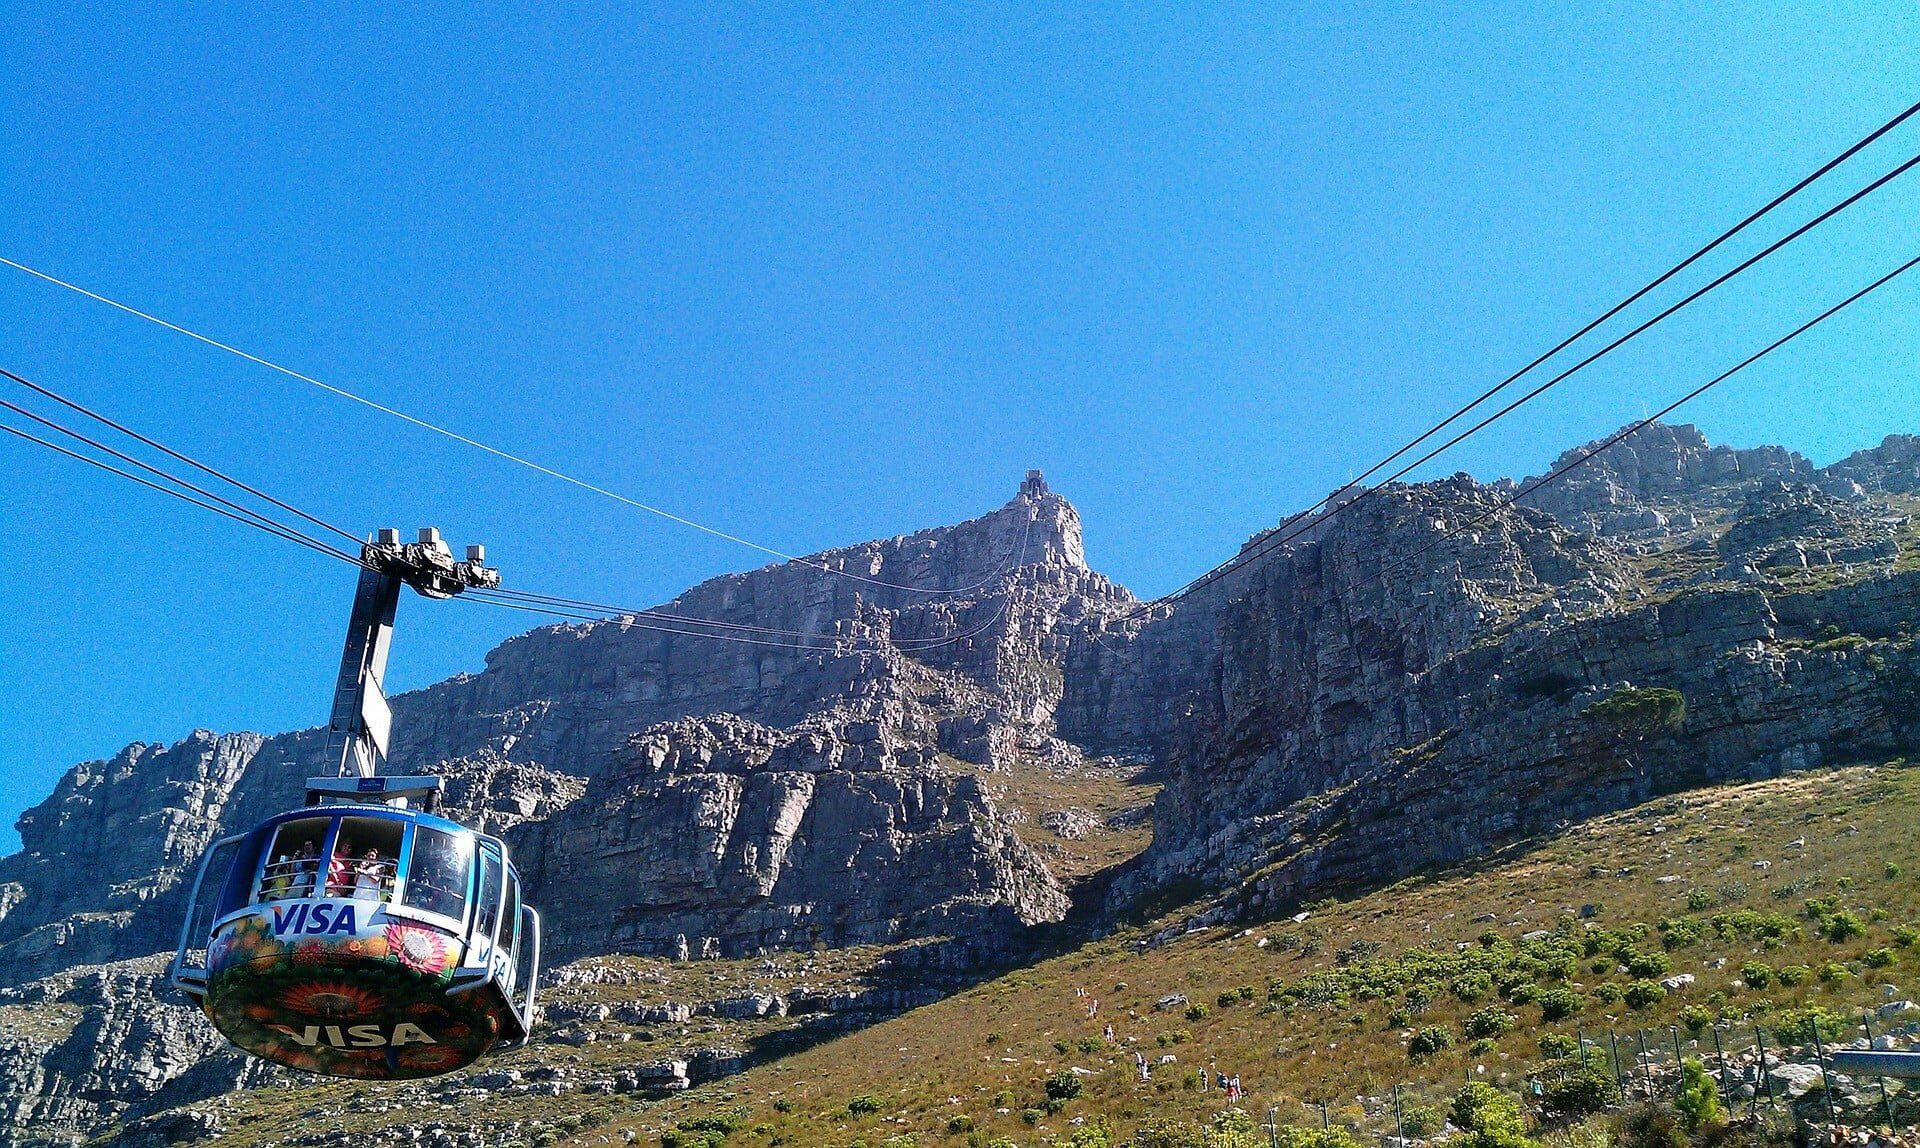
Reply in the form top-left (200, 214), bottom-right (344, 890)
top-left (1450, 1082), bottom-right (1538, 1148)
top-left (1410, 1026), bottom-right (1454, 1060)
top-left (1674, 1058), bottom-right (1723, 1132)
top-left (1464, 1006), bottom-right (1518, 1040)
top-left (1583, 687), bottom-right (1685, 732)
top-left (1623, 980), bottom-right (1667, 1009)
top-left (1539, 988), bottom-right (1583, 1021)
top-left (1544, 1064), bottom-right (1622, 1120)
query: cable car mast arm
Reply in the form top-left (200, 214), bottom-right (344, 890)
top-left (320, 527), bottom-right (498, 781)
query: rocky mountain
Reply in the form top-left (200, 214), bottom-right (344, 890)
top-left (2, 427), bottom-right (1919, 1142)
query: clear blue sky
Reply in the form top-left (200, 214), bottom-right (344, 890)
top-left (4, 3), bottom-right (1919, 851)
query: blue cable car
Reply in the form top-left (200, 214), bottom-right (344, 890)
top-left (167, 529), bottom-right (540, 1079)
top-left (169, 779), bottom-right (540, 1078)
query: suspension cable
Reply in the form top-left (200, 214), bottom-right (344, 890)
top-left (1339, 248), bottom-right (1920, 600)
top-left (0, 255), bottom-right (1019, 597)
top-left (1145, 119), bottom-right (1920, 614)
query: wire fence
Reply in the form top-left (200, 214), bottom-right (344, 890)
top-left (1235, 1011), bottom-right (1920, 1145)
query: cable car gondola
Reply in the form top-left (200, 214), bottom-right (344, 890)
top-left (167, 529), bottom-right (541, 1080)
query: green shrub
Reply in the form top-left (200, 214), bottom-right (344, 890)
top-left (1450, 1082), bottom-right (1538, 1148)
top-left (1583, 687), bottom-right (1686, 731)
top-left (1454, 972), bottom-right (1494, 1003)
top-left (1544, 1065), bottom-right (1622, 1119)
top-left (1824, 911), bottom-right (1867, 942)
top-left (1539, 988), bottom-right (1583, 1021)
top-left (1469, 1037), bottom-right (1498, 1055)
top-left (1465, 1006), bottom-right (1518, 1039)
top-left (847, 1095), bottom-right (884, 1116)
top-left (1771, 1006), bottom-right (1847, 1044)
top-left (1507, 981), bottom-right (1542, 1005)
top-left (1674, 1058), bottom-right (1723, 1132)
top-left (1183, 1003), bottom-right (1209, 1022)
top-left (1864, 947), bottom-right (1897, 969)
top-left (1045, 1070), bottom-right (1083, 1102)
top-left (1400, 1106), bottom-right (1443, 1138)
top-left (1679, 1005), bottom-right (1714, 1034)
top-left (1592, 982), bottom-right (1624, 1004)
top-left (1271, 1126), bottom-right (1363, 1148)
top-left (678, 1109), bottom-right (747, 1134)
top-left (1741, 960), bottom-right (1773, 988)
top-left (946, 1115), bottom-right (973, 1133)
top-left (1410, 1025), bottom-right (1454, 1060)
top-left (1686, 888), bottom-right (1714, 911)
top-left (1777, 965), bottom-right (1811, 987)
top-left (1623, 980), bottom-right (1667, 1009)
top-left (1658, 917), bottom-right (1708, 950)
top-left (1624, 950), bottom-right (1672, 978)
top-left (1817, 961), bottom-right (1850, 986)
top-left (1538, 1033), bottom-right (1579, 1059)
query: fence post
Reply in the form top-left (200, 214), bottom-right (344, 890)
top-left (1638, 1030), bottom-right (1654, 1100)
top-left (1268, 1105), bottom-right (1279, 1148)
top-left (1863, 1013), bottom-right (1896, 1128)
top-left (1609, 1030), bottom-right (1623, 1086)
top-left (1710, 1025), bottom-right (1729, 1109)
top-left (1320, 1101), bottom-right (1330, 1131)
top-left (1756, 1025), bottom-right (1776, 1109)
top-left (1393, 1083), bottom-right (1405, 1146)
top-left (1811, 1026), bottom-right (1839, 1124)
top-left (1670, 1025), bottom-right (1685, 1079)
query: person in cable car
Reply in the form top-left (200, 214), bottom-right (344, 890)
top-left (352, 846), bottom-right (387, 900)
top-left (292, 841), bottom-right (318, 897)
top-left (327, 836), bottom-right (357, 896)
top-left (264, 852), bottom-right (294, 900)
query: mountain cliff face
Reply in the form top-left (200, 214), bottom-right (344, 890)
top-left (1097, 425), bottom-right (1920, 917)
top-left (3, 429), bottom-right (1920, 1142)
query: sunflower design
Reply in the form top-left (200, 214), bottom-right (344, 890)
top-left (395, 1043), bottom-right (470, 1073)
top-left (278, 980), bottom-right (383, 1019)
top-left (385, 924), bottom-right (454, 975)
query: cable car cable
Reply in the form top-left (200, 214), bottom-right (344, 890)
top-left (2, 364), bottom-right (1030, 645)
top-left (0, 420), bottom-right (365, 566)
top-left (2, 393), bottom-right (1025, 653)
top-left (1184, 95), bottom-right (1920, 598)
top-left (1143, 140), bottom-right (1920, 615)
top-left (0, 256), bottom-right (1018, 599)
top-left (0, 366), bottom-right (365, 547)
top-left (1339, 247), bottom-right (1920, 600)
top-left (0, 394), bottom-right (367, 565)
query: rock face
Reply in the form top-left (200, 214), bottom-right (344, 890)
top-left (1098, 424), bottom-right (1920, 917)
top-left (522, 712), bottom-right (1069, 960)
top-left (3, 427), bottom-right (1920, 1141)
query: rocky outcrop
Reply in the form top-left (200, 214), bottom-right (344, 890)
top-left (521, 711), bottom-right (1069, 960)
top-left (1106, 424), bottom-right (1920, 916)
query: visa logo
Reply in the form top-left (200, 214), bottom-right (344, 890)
top-left (270, 1022), bottom-right (438, 1048)
top-left (268, 902), bottom-right (360, 937)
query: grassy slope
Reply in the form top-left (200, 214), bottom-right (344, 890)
top-left (641, 762), bottom-right (1920, 1145)
top-left (180, 758), bottom-right (1920, 1148)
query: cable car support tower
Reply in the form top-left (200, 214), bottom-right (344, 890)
top-left (308, 527), bottom-right (498, 809)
